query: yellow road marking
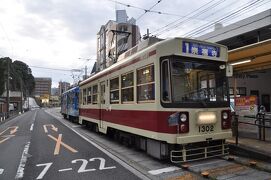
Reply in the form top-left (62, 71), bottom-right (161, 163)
top-left (205, 164), bottom-right (247, 178)
top-left (43, 124), bottom-right (58, 133)
top-left (0, 135), bottom-right (15, 144)
top-left (166, 173), bottom-right (197, 180)
top-left (48, 134), bottom-right (78, 155)
top-left (0, 126), bottom-right (19, 136)
top-left (54, 134), bottom-right (62, 155)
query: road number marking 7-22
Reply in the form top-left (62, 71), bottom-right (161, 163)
top-left (36, 158), bottom-right (116, 179)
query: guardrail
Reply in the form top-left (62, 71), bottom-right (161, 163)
top-left (232, 112), bottom-right (271, 145)
top-left (0, 111), bottom-right (20, 122)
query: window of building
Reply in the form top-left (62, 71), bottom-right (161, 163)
top-left (83, 88), bottom-right (87, 105)
top-left (92, 85), bottom-right (98, 104)
top-left (121, 72), bottom-right (134, 103)
top-left (110, 77), bottom-right (119, 104)
top-left (87, 87), bottom-right (92, 104)
top-left (137, 65), bottom-right (155, 102)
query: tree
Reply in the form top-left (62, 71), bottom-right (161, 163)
top-left (0, 57), bottom-right (12, 96)
top-left (0, 57), bottom-right (35, 97)
top-left (11, 60), bottom-right (35, 96)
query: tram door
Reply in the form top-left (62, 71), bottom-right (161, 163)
top-left (99, 81), bottom-right (107, 129)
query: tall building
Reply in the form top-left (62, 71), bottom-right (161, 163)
top-left (96, 10), bottom-right (141, 72)
top-left (34, 77), bottom-right (52, 97)
top-left (51, 87), bottom-right (59, 96)
top-left (58, 81), bottom-right (70, 96)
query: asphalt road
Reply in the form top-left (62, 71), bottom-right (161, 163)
top-left (0, 109), bottom-right (143, 180)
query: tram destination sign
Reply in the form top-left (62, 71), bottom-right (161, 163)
top-left (182, 41), bottom-right (220, 58)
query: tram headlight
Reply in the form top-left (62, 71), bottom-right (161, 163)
top-left (180, 113), bottom-right (187, 122)
top-left (222, 111), bottom-right (228, 120)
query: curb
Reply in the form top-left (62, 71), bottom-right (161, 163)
top-left (228, 144), bottom-right (271, 163)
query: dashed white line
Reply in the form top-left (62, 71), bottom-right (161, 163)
top-left (148, 166), bottom-right (181, 175)
top-left (72, 125), bottom-right (82, 128)
top-left (0, 168), bottom-right (4, 175)
top-left (30, 124), bottom-right (34, 131)
top-left (15, 142), bottom-right (30, 179)
top-left (33, 111), bottom-right (37, 121)
top-left (58, 168), bottom-right (72, 172)
top-left (45, 110), bottom-right (151, 180)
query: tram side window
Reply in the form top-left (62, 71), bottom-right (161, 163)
top-left (110, 77), bottom-right (119, 104)
top-left (121, 72), bottom-right (134, 103)
top-left (83, 89), bottom-right (87, 105)
top-left (79, 90), bottom-right (82, 105)
top-left (137, 65), bottom-right (155, 102)
top-left (87, 87), bottom-right (92, 104)
top-left (162, 60), bottom-right (171, 102)
top-left (92, 85), bottom-right (98, 104)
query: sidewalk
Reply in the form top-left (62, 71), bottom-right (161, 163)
top-left (227, 136), bottom-right (271, 162)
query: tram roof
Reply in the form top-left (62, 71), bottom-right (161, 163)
top-left (80, 37), bottom-right (227, 86)
top-left (62, 86), bottom-right (79, 95)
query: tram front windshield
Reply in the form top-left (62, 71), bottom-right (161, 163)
top-left (162, 57), bottom-right (229, 107)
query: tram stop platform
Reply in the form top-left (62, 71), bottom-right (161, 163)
top-left (227, 137), bottom-right (271, 163)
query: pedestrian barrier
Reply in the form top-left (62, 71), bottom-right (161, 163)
top-left (0, 111), bottom-right (21, 123)
top-left (232, 112), bottom-right (271, 145)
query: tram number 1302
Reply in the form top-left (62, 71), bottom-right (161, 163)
top-left (198, 125), bottom-right (214, 133)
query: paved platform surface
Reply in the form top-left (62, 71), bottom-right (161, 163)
top-left (227, 136), bottom-right (271, 163)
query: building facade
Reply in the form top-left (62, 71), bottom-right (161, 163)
top-left (96, 10), bottom-right (141, 72)
top-left (34, 77), bottom-right (52, 97)
top-left (198, 9), bottom-right (271, 112)
top-left (58, 81), bottom-right (70, 96)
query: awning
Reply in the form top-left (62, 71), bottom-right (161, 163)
top-left (228, 39), bottom-right (271, 73)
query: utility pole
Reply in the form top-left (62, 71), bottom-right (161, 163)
top-left (85, 65), bottom-right (87, 80)
top-left (111, 30), bottom-right (131, 63)
top-left (20, 78), bottom-right (23, 113)
top-left (6, 59), bottom-right (10, 118)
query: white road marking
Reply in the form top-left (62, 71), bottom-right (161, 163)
top-left (15, 142), bottom-right (30, 179)
top-left (58, 168), bottom-right (72, 172)
top-left (36, 163), bottom-right (53, 179)
top-left (45, 110), bottom-right (151, 180)
top-left (30, 124), bottom-right (34, 131)
top-left (72, 125), bottom-right (82, 128)
top-left (33, 111), bottom-right (37, 121)
top-left (0, 168), bottom-right (4, 175)
top-left (148, 166), bottom-right (181, 175)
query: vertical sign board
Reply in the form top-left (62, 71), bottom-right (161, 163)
top-left (182, 41), bottom-right (220, 58)
top-left (235, 96), bottom-right (258, 135)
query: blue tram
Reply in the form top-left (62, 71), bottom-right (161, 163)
top-left (60, 86), bottom-right (79, 122)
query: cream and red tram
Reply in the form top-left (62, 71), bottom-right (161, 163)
top-left (79, 37), bottom-right (232, 162)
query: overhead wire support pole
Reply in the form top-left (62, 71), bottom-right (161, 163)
top-left (6, 59), bottom-right (10, 118)
top-left (110, 30), bottom-right (131, 63)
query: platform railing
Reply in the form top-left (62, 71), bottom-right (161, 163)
top-left (232, 112), bottom-right (271, 145)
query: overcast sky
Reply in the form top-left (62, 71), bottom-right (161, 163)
top-left (0, 0), bottom-right (270, 87)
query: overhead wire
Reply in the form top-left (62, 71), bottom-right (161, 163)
top-left (136, 0), bottom-right (162, 21)
top-left (108, 0), bottom-right (205, 20)
top-left (183, 0), bottom-right (267, 38)
top-left (150, 0), bottom-right (216, 36)
top-left (30, 65), bottom-right (83, 72)
top-left (153, 0), bottom-right (227, 37)
top-left (200, 0), bottom-right (271, 41)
